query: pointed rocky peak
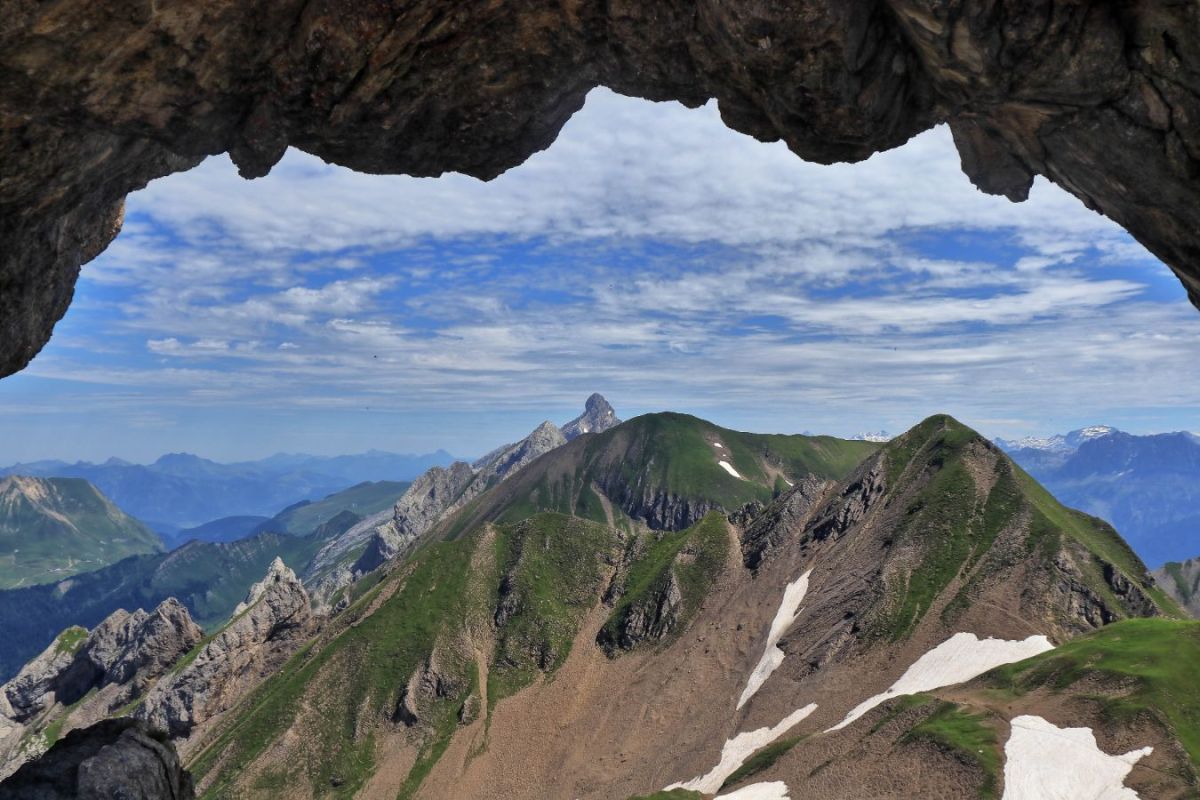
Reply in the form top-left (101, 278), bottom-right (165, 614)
top-left (477, 421), bottom-right (567, 482)
top-left (137, 561), bottom-right (312, 741)
top-left (561, 393), bottom-right (621, 440)
top-left (0, 597), bottom-right (200, 782)
top-left (232, 558), bottom-right (301, 617)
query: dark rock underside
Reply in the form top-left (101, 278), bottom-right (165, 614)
top-left (2, 0), bottom-right (1199, 376)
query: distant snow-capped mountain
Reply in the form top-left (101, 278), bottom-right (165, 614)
top-left (850, 430), bottom-right (892, 443)
top-left (994, 425), bottom-right (1117, 453)
top-left (996, 424), bottom-right (1200, 567)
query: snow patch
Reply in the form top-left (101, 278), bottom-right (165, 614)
top-left (738, 569), bottom-right (813, 709)
top-left (827, 633), bottom-right (1054, 732)
top-left (718, 460), bottom-right (743, 479)
top-left (667, 704), bottom-right (817, 794)
top-left (1002, 715), bottom-right (1152, 800)
top-left (717, 781), bottom-right (792, 800)
top-left (713, 442), bottom-right (726, 449)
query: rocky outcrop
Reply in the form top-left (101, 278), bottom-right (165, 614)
top-left (0, 632), bottom-right (85, 724)
top-left (561, 394), bottom-right (621, 440)
top-left (3, 3), bottom-right (1200, 377)
top-left (741, 476), bottom-right (833, 569)
top-left (310, 420), bottom-right (573, 606)
top-left (1152, 557), bottom-right (1200, 617)
top-left (136, 559), bottom-right (311, 742)
top-left (597, 570), bottom-right (684, 654)
top-left (1, 600), bottom-right (201, 723)
top-left (393, 650), bottom-right (464, 728)
top-left (393, 461), bottom-right (477, 539)
top-left (0, 719), bottom-right (194, 800)
top-left (349, 525), bottom-right (408, 577)
top-left (0, 600), bottom-right (201, 779)
top-left (471, 422), bottom-right (567, 489)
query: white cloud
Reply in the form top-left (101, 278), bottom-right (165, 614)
top-left (4, 88), bottom-right (1195, 460)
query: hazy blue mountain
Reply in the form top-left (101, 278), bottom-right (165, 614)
top-left (165, 515), bottom-right (272, 549)
top-left (0, 450), bottom-right (455, 532)
top-left (999, 426), bottom-right (1200, 567)
top-left (0, 479), bottom-right (398, 682)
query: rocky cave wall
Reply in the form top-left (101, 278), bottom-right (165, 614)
top-left (1, 0), bottom-right (1198, 377)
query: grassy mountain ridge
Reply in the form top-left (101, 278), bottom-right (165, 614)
top-left (0, 476), bottom-right (162, 589)
top-left (862, 414), bottom-right (1177, 642)
top-left (437, 412), bottom-right (878, 539)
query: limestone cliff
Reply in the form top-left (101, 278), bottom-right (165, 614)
top-left (136, 559), bottom-right (312, 747)
top-left (0, 599), bottom-right (201, 778)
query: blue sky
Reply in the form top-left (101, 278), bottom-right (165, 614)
top-left (2, 88), bottom-right (1198, 463)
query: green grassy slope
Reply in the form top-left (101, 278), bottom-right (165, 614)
top-left (191, 512), bottom-right (619, 799)
top-left (260, 480), bottom-right (410, 536)
top-left (987, 618), bottom-right (1200, 770)
top-left (0, 476), bottom-right (162, 589)
top-left (442, 412), bottom-right (878, 538)
top-left (868, 415), bottom-right (1178, 641)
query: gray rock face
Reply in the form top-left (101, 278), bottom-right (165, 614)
top-left (309, 420), bottom-right (571, 605)
top-left (1, 600), bottom-right (201, 725)
top-left (393, 461), bottom-right (477, 540)
top-left (741, 476), bottom-right (834, 570)
top-left (74, 599), bottom-right (204, 697)
top-left (137, 559), bottom-right (311, 741)
top-left (0, 600), bottom-right (202, 780)
top-left (561, 394), bottom-right (621, 440)
top-left (1, 635), bottom-right (82, 724)
top-left (597, 570), bottom-right (683, 654)
top-left (0, 719), bottom-right (194, 800)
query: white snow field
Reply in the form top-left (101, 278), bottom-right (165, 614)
top-left (718, 460), bottom-right (743, 478)
top-left (827, 633), bottom-right (1055, 732)
top-left (713, 442), bottom-right (726, 448)
top-left (667, 704), bottom-right (818, 794)
top-left (716, 781), bottom-right (792, 799)
top-left (1002, 715), bottom-right (1152, 800)
top-left (737, 569), bottom-right (814, 709)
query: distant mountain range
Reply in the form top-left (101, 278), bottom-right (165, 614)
top-left (997, 425), bottom-right (1200, 567)
top-left (0, 449), bottom-right (455, 535)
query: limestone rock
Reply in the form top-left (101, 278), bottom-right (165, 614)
top-left (741, 476), bottom-right (834, 570)
top-left (597, 570), bottom-right (683, 654)
top-left (0, 600), bottom-right (201, 779)
top-left (1, 634), bottom-right (83, 724)
top-left (561, 394), bottom-right (621, 440)
top-left (393, 461), bottom-right (477, 540)
top-left (136, 561), bottom-right (311, 741)
top-left (1, 600), bottom-right (201, 725)
top-left (0, 719), bottom-right (194, 800)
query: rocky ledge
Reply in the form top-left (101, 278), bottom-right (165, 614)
top-left (2, 3), bottom-right (1199, 377)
